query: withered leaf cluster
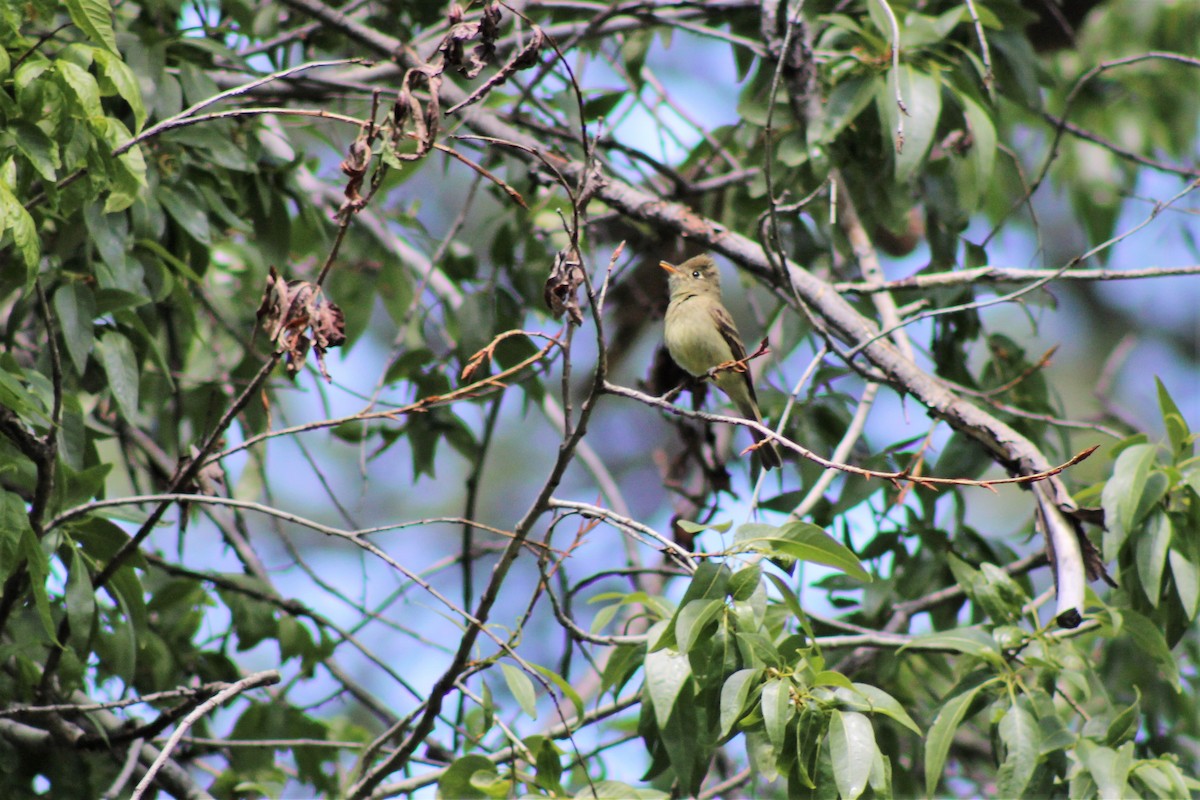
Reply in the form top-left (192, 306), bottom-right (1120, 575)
top-left (543, 248), bottom-right (586, 325)
top-left (339, 135), bottom-right (373, 214)
top-left (390, 65), bottom-right (442, 165)
top-left (256, 266), bottom-right (346, 382)
top-left (442, 2), bottom-right (502, 79)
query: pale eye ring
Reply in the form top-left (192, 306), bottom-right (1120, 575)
top-left (692, 270), bottom-right (701, 278)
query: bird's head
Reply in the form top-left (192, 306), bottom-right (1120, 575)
top-left (660, 254), bottom-right (721, 296)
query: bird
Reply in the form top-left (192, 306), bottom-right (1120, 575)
top-left (661, 254), bottom-right (782, 470)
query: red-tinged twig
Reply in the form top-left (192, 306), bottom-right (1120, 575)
top-left (431, 141), bottom-right (529, 208)
top-left (460, 329), bottom-right (563, 381)
top-left (703, 337), bottom-right (771, 379)
top-left (977, 345), bottom-right (1058, 397)
top-left (197, 333), bottom-right (557, 466)
top-left (454, 133), bottom-right (575, 202)
top-left (609, 380), bottom-right (1099, 491)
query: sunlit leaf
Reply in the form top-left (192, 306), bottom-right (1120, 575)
top-left (829, 710), bottom-right (876, 800)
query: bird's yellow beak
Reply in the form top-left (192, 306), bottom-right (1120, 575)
top-left (659, 261), bottom-right (679, 274)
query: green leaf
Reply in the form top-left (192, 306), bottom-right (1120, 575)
top-left (0, 180), bottom-right (40, 274)
top-left (1155, 377), bottom-right (1191, 459)
top-left (65, 0), bottom-right (118, 54)
top-left (736, 522), bottom-right (871, 582)
top-left (1132, 471), bottom-right (1169, 532)
top-left (94, 49), bottom-right (147, 130)
top-left (56, 59), bottom-right (103, 117)
top-left (679, 560), bottom-right (730, 605)
top-left (865, 0), bottom-right (895, 42)
top-left (776, 130), bottom-right (809, 167)
top-left (479, 681), bottom-right (494, 737)
top-left (54, 462), bottom-right (112, 513)
top-left (1168, 548), bottom-right (1200, 620)
top-left (880, 65), bottom-right (943, 182)
top-left (901, 627), bottom-right (1002, 664)
top-left (974, 562), bottom-right (1030, 625)
top-left (728, 563), bottom-right (762, 601)
top-left (104, 136), bottom-right (147, 212)
top-left (438, 755), bottom-right (497, 799)
top-left (833, 683), bottom-right (922, 735)
top-left (761, 678), bottom-right (792, 750)
top-left (1118, 608), bottom-right (1180, 691)
top-left (84, 203), bottom-right (133, 283)
top-left (1105, 688), bottom-right (1140, 747)
top-left (157, 183), bottom-right (211, 245)
top-left (95, 331), bottom-right (140, 421)
top-left (0, 490), bottom-right (32, 578)
top-left (529, 662), bottom-right (586, 720)
top-left (1078, 740), bottom-right (1132, 800)
top-left (957, 92), bottom-right (997, 208)
top-left (643, 647), bottom-right (691, 730)
top-left (582, 89), bottom-right (624, 121)
top-left (1101, 443), bottom-right (1158, 558)
top-left (829, 710), bottom-right (876, 800)
top-left (719, 668), bottom-right (759, 739)
top-left (217, 579), bottom-right (278, 651)
top-left (659, 684), bottom-right (703, 794)
top-left (995, 702), bottom-right (1039, 798)
top-left (762, 572), bottom-right (816, 642)
top-left (809, 77), bottom-right (878, 147)
top-left (0, 363), bottom-right (48, 426)
top-left (934, 430), bottom-right (992, 482)
top-left (1129, 759), bottom-right (1190, 799)
top-left (65, 546), bottom-right (96, 654)
top-left (53, 282), bottom-right (96, 375)
top-left (468, 766), bottom-right (511, 798)
top-left (813, 670), bottom-right (854, 691)
top-left (744, 727), bottom-right (779, 783)
top-left (20, 526), bottom-right (58, 643)
top-left (901, 7), bottom-right (965, 47)
top-left (279, 619), bottom-right (329, 677)
top-left (499, 663), bottom-right (537, 719)
top-left (97, 570), bottom-right (140, 684)
top-left (529, 735), bottom-right (565, 796)
top-left (597, 642), bottom-right (638, 695)
top-left (1135, 510), bottom-right (1171, 605)
top-left (620, 28), bottom-right (651, 88)
top-left (925, 681), bottom-right (989, 796)
top-left (898, 13), bottom-right (939, 49)
top-left (675, 598), bottom-right (724, 655)
top-left (792, 704), bottom-right (825, 789)
top-left (589, 590), bottom-right (673, 623)
top-left (575, 781), bottom-right (669, 799)
top-left (134, 238), bottom-right (202, 281)
top-left (11, 120), bottom-right (59, 181)
top-left (676, 518), bottom-right (732, 535)
top-left (868, 747), bottom-right (893, 800)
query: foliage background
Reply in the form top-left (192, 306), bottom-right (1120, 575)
top-left (0, 0), bottom-right (1198, 797)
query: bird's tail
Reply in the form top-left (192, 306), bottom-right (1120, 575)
top-left (749, 424), bottom-right (782, 470)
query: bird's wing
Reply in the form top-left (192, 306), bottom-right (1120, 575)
top-left (709, 302), bottom-right (761, 405)
top-left (709, 303), bottom-right (747, 361)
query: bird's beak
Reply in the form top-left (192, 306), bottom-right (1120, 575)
top-left (659, 261), bottom-right (679, 274)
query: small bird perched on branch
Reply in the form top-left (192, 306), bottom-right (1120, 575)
top-left (661, 254), bottom-right (783, 470)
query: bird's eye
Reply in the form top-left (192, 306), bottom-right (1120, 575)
top-left (692, 270), bottom-right (701, 278)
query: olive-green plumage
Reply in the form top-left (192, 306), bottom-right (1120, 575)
top-left (661, 255), bottom-right (782, 470)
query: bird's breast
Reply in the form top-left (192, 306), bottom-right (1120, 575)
top-left (664, 296), bottom-right (735, 377)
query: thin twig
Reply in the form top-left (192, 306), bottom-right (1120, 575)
top-left (130, 670), bottom-right (281, 800)
top-left (834, 263), bottom-right (1200, 293)
top-left (605, 380), bottom-right (1098, 491)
